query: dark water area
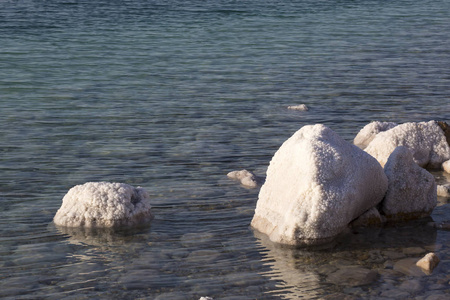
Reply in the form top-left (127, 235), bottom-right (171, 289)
top-left (1, 0), bottom-right (450, 299)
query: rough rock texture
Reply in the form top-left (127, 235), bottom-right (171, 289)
top-left (437, 184), bottom-right (450, 197)
top-left (353, 121), bottom-right (397, 149)
top-left (227, 169), bottom-right (259, 188)
top-left (364, 121), bottom-right (450, 168)
top-left (288, 104), bottom-right (308, 111)
top-left (350, 207), bottom-right (385, 228)
top-left (251, 124), bottom-right (388, 246)
top-left (54, 182), bottom-right (153, 228)
top-left (416, 253), bottom-right (440, 273)
top-left (382, 147), bottom-right (437, 221)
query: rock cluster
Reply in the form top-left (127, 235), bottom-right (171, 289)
top-left (252, 121), bottom-right (448, 246)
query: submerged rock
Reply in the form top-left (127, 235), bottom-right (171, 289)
top-left (416, 253), bottom-right (440, 273)
top-left (287, 104), bottom-right (308, 111)
top-left (382, 146), bottom-right (437, 221)
top-left (227, 169), bottom-right (259, 188)
top-left (251, 124), bottom-right (388, 246)
top-left (364, 121), bottom-right (450, 168)
top-left (327, 267), bottom-right (378, 286)
top-left (353, 121), bottom-right (397, 149)
top-left (54, 182), bottom-right (153, 228)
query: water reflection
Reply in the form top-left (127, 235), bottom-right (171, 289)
top-left (254, 219), bottom-right (439, 299)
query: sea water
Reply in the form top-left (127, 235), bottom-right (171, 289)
top-left (1, 0), bottom-right (450, 299)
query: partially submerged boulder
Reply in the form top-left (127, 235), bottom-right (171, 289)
top-left (54, 182), bottom-right (153, 228)
top-left (364, 121), bottom-right (450, 168)
top-left (382, 147), bottom-right (437, 221)
top-left (251, 124), bottom-right (388, 246)
top-left (353, 121), bottom-right (397, 149)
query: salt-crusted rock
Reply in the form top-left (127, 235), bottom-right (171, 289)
top-left (416, 253), bottom-right (440, 273)
top-left (54, 182), bottom-right (153, 228)
top-left (287, 104), bottom-right (308, 111)
top-left (364, 121), bottom-right (450, 168)
top-left (251, 124), bottom-right (388, 246)
top-left (353, 121), bottom-right (397, 149)
top-left (350, 207), bottom-right (385, 228)
top-left (382, 146), bottom-right (437, 221)
top-left (437, 184), bottom-right (450, 197)
top-left (227, 169), bottom-right (259, 188)
top-left (442, 160), bottom-right (450, 173)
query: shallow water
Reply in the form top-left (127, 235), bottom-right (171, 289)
top-left (1, 0), bottom-right (450, 299)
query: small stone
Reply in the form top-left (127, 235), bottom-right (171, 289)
top-left (416, 253), bottom-right (440, 273)
top-left (327, 267), bottom-right (378, 286)
top-left (393, 258), bottom-right (428, 276)
top-left (227, 169), bottom-right (259, 188)
top-left (399, 279), bottom-right (423, 292)
top-left (287, 104), bottom-right (308, 111)
top-left (437, 184), bottom-right (450, 197)
top-left (199, 297), bottom-right (214, 300)
top-left (403, 247), bottom-right (426, 255)
top-left (442, 160), bottom-right (450, 173)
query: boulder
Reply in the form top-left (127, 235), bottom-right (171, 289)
top-left (364, 121), bottom-right (450, 168)
top-left (382, 146), bottom-right (437, 221)
top-left (353, 121), bottom-right (397, 149)
top-left (54, 182), bottom-right (153, 228)
top-left (251, 124), bottom-right (388, 246)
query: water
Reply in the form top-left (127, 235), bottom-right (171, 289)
top-left (1, 0), bottom-right (450, 298)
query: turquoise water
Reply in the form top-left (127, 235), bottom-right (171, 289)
top-left (1, 0), bottom-right (450, 298)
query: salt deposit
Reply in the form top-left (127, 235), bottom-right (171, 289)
top-left (353, 121), bottom-right (397, 149)
top-left (227, 169), bottom-right (259, 188)
top-left (437, 184), bottom-right (450, 197)
top-left (364, 121), bottom-right (450, 168)
top-left (54, 182), bottom-right (153, 228)
top-left (251, 124), bottom-right (388, 246)
top-left (287, 104), bottom-right (308, 111)
top-left (382, 147), bottom-right (437, 221)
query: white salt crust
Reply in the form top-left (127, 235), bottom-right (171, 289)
top-left (382, 146), bottom-right (437, 221)
top-left (287, 104), bottom-right (308, 111)
top-left (227, 169), bottom-right (258, 188)
top-left (364, 121), bottom-right (450, 168)
top-left (353, 121), bottom-right (397, 149)
top-left (54, 182), bottom-right (153, 228)
top-left (251, 124), bottom-right (388, 246)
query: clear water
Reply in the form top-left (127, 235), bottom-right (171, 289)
top-left (1, 0), bottom-right (450, 299)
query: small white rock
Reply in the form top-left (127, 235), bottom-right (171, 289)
top-left (227, 169), bottom-right (258, 188)
top-left (442, 159), bottom-right (450, 173)
top-left (437, 184), bottom-right (450, 197)
top-left (416, 253), bottom-right (440, 273)
top-left (288, 104), bottom-right (308, 111)
top-left (199, 297), bottom-right (214, 300)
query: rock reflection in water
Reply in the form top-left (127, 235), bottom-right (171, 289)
top-left (254, 219), bottom-right (438, 299)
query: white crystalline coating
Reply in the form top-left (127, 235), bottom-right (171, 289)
top-left (382, 146), bottom-right (437, 221)
top-left (227, 169), bottom-right (258, 188)
top-left (442, 159), bottom-right (450, 173)
top-left (287, 104), bottom-right (308, 111)
top-left (364, 121), bottom-right (450, 168)
top-left (54, 182), bottom-right (153, 228)
top-left (353, 121), bottom-right (398, 149)
top-left (251, 124), bottom-right (388, 246)
top-left (437, 184), bottom-right (450, 197)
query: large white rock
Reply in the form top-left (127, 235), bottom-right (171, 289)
top-left (54, 182), bottom-right (153, 228)
top-left (251, 124), bottom-right (388, 246)
top-left (382, 146), bottom-right (437, 221)
top-left (353, 121), bottom-right (397, 149)
top-left (364, 121), bottom-right (450, 168)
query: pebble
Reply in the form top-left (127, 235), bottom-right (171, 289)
top-left (327, 267), bottom-right (378, 286)
top-left (399, 279), bottom-right (423, 292)
top-left (403, 246), bottom-right (426, 255)
top-left (416, 253), bottom-right (440, 273)
top-left (287, 104), bottom-right (308, 111)
top-left (393, 258), bottom-right (428, 276)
